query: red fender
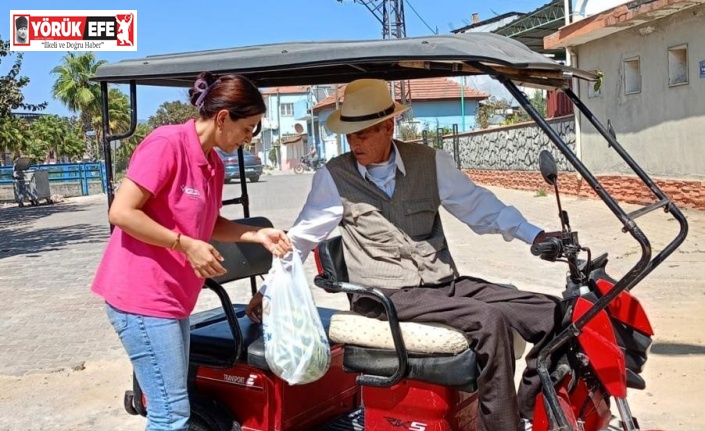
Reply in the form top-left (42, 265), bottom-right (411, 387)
top-left (532, 376), bottom-right (610, 431)
top-left (595, 279), bottom-right (654, 335)
top-left (573, 297), bottom-right (627, 398)
top-left (533, 381), bottom-right (579, 431)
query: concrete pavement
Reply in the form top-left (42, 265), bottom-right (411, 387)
top-left (0, 172), bottom-right (704, 429)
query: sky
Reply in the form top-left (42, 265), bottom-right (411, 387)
top-left (3, 0), bottom-right (549, 120)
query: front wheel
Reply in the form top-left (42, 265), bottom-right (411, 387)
top-left (293, 164), bottom-right (305, 174)
top-left (189, 413), bottom-right (240, 431)
top-left (188, 415), bottom-right (214, 431)
top-left (188, 416), bottom-right (212, 431)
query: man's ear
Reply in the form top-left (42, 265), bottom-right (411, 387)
top-left (385, 118), bottom-right (396, 134)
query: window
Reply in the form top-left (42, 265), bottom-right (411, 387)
top-left (668, 44), bottom-right (688, 86)
top-left (280, 103), bottom-right (294, 117)
top-left (623, 57), bottom-right (641, 95)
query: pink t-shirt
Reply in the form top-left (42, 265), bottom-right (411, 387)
top-left (92, 120), bottom-right (224, 318)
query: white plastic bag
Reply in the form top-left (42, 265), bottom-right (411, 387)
top-left (262, 252), bottom-right (331, 385)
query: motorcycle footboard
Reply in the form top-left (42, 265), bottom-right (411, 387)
top-left (317, 408), bottom-right (364, 431)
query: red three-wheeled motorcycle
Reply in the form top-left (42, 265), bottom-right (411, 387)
top-left (93, 32), bottom-right (687, 431)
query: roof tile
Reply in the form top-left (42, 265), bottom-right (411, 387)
top-left (313, 78), bottom-right (488, 111)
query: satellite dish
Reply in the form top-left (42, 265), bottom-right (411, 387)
top-left (294, 123), bottom-right (305, 134)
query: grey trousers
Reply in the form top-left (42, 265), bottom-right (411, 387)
top-left (352, 276), bottom-right (561, 431)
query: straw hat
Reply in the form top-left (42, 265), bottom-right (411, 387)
top-left (326, 79), bottom-right (409, 134)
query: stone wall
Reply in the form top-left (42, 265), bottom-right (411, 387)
top-left (440, 116), bottom-right (576, 172)
top-left (410, 115), bottom-right (704, 210)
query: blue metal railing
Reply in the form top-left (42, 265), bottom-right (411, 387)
top-left (0, 162), bottom-right (107, 195)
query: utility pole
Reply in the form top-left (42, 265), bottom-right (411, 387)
top-left (338, 0), bottom-right (407, 38)
top-left (339, 0), bottom-right (411, 107)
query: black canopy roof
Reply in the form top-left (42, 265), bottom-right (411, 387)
top-left (93, 32), bottom-right (595, 89)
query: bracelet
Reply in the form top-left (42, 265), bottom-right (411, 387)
top-left (170, 233), bottom-right (181, 250)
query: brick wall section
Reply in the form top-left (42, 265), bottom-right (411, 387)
top-left (465, 170), bottom-right (705, 210)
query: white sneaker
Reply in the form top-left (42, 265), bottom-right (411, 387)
top-left (520, 418), bottom-right (533, 431)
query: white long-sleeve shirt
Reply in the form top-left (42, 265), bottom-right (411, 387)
top-left (259, 144), bottom-right (542, 293)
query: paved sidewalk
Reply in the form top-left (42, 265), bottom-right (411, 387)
top-left (0, 176), bottom-right (704, 429)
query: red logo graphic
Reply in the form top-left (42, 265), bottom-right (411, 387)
top-left (115, 13), bottom-right (134, 46)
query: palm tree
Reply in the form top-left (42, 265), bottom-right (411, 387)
top-left (50, 52), bottom-right (107, 140)
top-left (92, 88), bottom-right (133, 161)
top-left (92, 88), bottom-right (131, 141)
top-left (118, 122), bottom-right (151, 164)
top-left (30, 115), bottom-right (85, 162)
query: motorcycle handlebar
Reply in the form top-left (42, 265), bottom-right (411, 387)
top-left (531, 237), bottom-right (563, 257)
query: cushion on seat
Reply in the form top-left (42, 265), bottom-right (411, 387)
top-left (329, 311), bottom-right (469, 355)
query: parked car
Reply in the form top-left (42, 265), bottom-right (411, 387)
top-left (216, 148), bottom-right (263, 183)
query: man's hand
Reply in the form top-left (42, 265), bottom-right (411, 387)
top-left (532, 230), bottom-right (562, 245)
top-left (246, 291), bottom-right (264, 323)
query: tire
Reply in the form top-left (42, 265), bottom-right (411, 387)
top-left (188, 415), bottom-right (214, 431)
top-left (294, 164), bottom-right (305, 175)
top-left (189, 412), bottom-right (240, 431)
top-left (224, 178), bottom-right (231, 184)
top-left (249, 175), bottom-right (260, 183)
top-left (189, 396), bottom-right (238, 431)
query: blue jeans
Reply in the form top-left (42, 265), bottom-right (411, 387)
top-left (105, 303), bottom-right (191, 431)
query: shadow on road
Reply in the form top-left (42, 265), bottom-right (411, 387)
top-left (651, 341), bottom-right (705, 355)
top-left (0, 201), bottom-right (89, 230)
top-left (0, 202), bottom-right (109, 259)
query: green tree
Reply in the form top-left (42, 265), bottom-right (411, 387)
top-left (503, 91), bottom-right (547, 126)
top-left (116, 122), bottom-right (151, 171)
top-left (148, 100), bottom-right (197, 128)
top-left (0, 36), bottom-right (47, 161)
top-left (397, 122), bottom-right (421, 141)
top-left (0, 116), bottom-right (32, 160)
top-left (92, 88), bottom-right (131, 139)
top-left (30, 115), bottom-right (85, 162)
top-left (529, 91), bottom-right (547, 118)
top-left (50, 52), bottom-right (107, 138)
top-left (477, 97), bottom-right (511, 129)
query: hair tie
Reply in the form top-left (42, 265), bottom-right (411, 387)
top-left (194, 78), bottom-right (220, 107)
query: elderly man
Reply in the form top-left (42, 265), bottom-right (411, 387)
top-left (248, 79), bottom-right (559, 431)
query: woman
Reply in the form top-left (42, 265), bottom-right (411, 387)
top-left (92, 71), bottom-right (292, 430)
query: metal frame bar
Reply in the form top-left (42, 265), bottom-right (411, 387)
top-left (481, 67), bottom-right (688, 429)
top-left (100, 81), bottom-right (137, 213)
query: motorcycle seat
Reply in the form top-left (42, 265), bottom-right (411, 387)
top-left (315, 236), bottom-right (526, 392)
top-left (189, 306), bottom-right (339, 370)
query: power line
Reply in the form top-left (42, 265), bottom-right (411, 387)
top-left (405, 0), bottom-right (438, 34)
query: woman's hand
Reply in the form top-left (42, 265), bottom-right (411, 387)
top-left (180, 236), bottom-right (227, 278)
top-left (256, 228), bottom-right (292, 258)
top-left (246, 291), bottom-right (264, 323)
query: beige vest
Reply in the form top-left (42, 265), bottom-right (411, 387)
top-left (326, 141), bottom-right (458, 290)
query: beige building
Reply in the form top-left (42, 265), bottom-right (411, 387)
top-left (545, 0), bottom-right (705, 182)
